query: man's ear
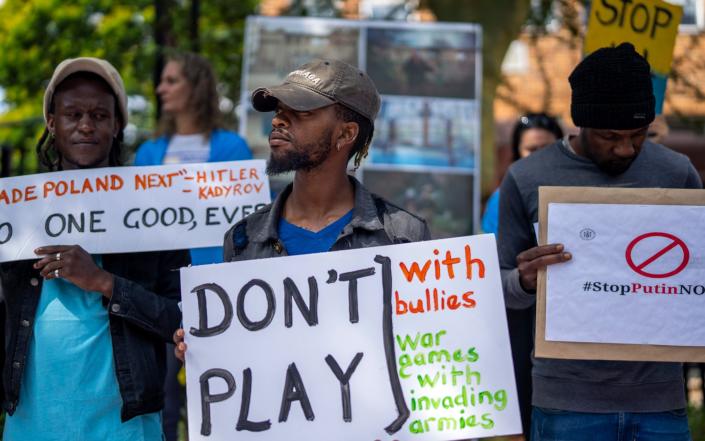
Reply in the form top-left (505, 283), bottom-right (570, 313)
top-left (47, 114), bottom-right (55, 136)
top-left (337, 120), bottom-right (359, 151)
top-left (113, 116), bottom-right (121, 138)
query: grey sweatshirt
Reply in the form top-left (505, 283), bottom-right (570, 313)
top-left (498, 139), bottom-right (702, 412)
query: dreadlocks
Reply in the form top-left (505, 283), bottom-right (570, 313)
top-left (37, 71), bottom-right (124, 171)
top-left (334, 104), bottom-right (374, 169)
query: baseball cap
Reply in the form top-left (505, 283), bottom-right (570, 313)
top-left (252, 59), bottom-right (381, 123)
top-left (43, 57), bottom-right (128, 128)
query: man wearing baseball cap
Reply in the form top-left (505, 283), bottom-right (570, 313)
top-left (497, 43), bottom-right (701, 440)
top-left (0, 57), bottom-right (189, 440)
top-left (222, 58), bottom-right (430, 261)
top-left (173, 59), bottom-right (430, 359)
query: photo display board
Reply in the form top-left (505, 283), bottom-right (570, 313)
top-left (240, 17), bottom-right (482, 237)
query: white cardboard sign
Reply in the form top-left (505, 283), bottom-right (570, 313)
top-left (180, 235), bottom-right (521, 441)
top-left (546, 203), bottom-right (705, 347)
top-left (0, 160), bottom-right (269, 262)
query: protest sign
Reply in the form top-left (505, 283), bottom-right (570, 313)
top-left (535, 186), bottom-right (705, 362)
top-left (180, 235), bottom-right (521, 440)
top-left (0, 160), bottom-right (269, 262)
top-left (584, 0), bottom-right (683, 113)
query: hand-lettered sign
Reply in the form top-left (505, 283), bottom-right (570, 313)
top-left (0, 160), bottom-right (269, 262)
top-left (180, 235), bottom-right (521, 441)
top-left (584, 0), bottom-right (683, 113)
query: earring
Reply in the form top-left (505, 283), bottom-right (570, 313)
top-left (336, 143), bottom-right (341, 152)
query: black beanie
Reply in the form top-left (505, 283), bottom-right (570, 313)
top-left (570, 42), bottom-right (655, 129)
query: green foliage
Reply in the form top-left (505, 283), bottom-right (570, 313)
top-left (151, 0), bottom-right (259, 130)
top-left (0, 0), bottom-right (259, 175)
top-left (691, 405), bottom-right (705, 441)
top-left (188, 0), bottom-right (260, 128)
top-left (0, 0), bottom-right (155, 174)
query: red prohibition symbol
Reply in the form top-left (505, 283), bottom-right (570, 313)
top-left (625, 232), bottom-right (690, 279)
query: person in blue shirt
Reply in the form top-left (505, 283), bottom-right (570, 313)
top-left (0, 57), bottom-right (189, 441)
top-left (133, 51), bottom-right (251, 441)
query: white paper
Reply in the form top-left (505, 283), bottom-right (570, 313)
top-left (546, 203), bottom-right (705, 347)
top-left (0, 161), bottom-right (269, 262)
top-left (180, 235), bottom-right (521, 441)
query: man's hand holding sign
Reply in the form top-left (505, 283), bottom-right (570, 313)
top-left (34, 245), bottom-right (114, 297)
top-left (515, 244), bottom-right (571, 292)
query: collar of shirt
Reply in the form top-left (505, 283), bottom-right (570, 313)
top-left (247, 176), bottom-right (384, 244)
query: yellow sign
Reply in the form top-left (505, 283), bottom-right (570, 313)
top-left (584, 0), bottom-right (683, 75)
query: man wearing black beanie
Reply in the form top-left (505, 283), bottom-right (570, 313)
top-left (497, 42), bottom-right (702, 440)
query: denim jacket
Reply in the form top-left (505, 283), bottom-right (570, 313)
top-left (223, 177), bottom-right (431, 261)
top-left (0, 249), bottom-right (190, 421)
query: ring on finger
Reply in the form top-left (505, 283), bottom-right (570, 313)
top-left (54, 268), bottom-right (60, 278)
top-left (55, 252), bottom-right (61, 261)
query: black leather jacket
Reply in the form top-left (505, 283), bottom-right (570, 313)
top-left (0, 249), bottom-right (190, 421)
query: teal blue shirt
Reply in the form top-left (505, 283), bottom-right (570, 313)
top-left (3, 257), bottom-right (162, 441)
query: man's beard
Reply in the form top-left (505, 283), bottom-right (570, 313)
top-left (595, 157), bottom-right (635, 176)
top-left (581, 131), bottom-right (636, 176)
top-left (266, 128), bottom-right (333, 175)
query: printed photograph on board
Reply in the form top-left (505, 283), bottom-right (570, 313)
top-left (242, 19), bottom-right (360, 158)
top-left (245, 19), bottom-right (359, 92)
top-left (362, 168), bottom-right (474, 238)
top-left (365, 27), bottom-right (478, 99)
top-left (371, 97), bottom-right (478, 168)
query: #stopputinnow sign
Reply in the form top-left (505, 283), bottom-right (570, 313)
top-left (546, 203), bottom-right (705, 347)
top-left (0, 160), bottom-right (269, 262)
top-left (180, 235), bottom-right (521, 441)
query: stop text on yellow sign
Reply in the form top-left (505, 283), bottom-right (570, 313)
top-left (585, 0), bottom-right (683, 75)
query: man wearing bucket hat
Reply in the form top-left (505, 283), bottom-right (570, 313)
top-left (0, 57), bottom-right (189, 440)
top-left (497, 43), bottom-right (701, 440)
top-left (173, 59), bottom-right (430, 359)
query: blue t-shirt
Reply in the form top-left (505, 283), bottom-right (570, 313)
top-left (278, 210), bottom-right (354, 255)
top-left (4, 257), bottom-right (162, 441)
